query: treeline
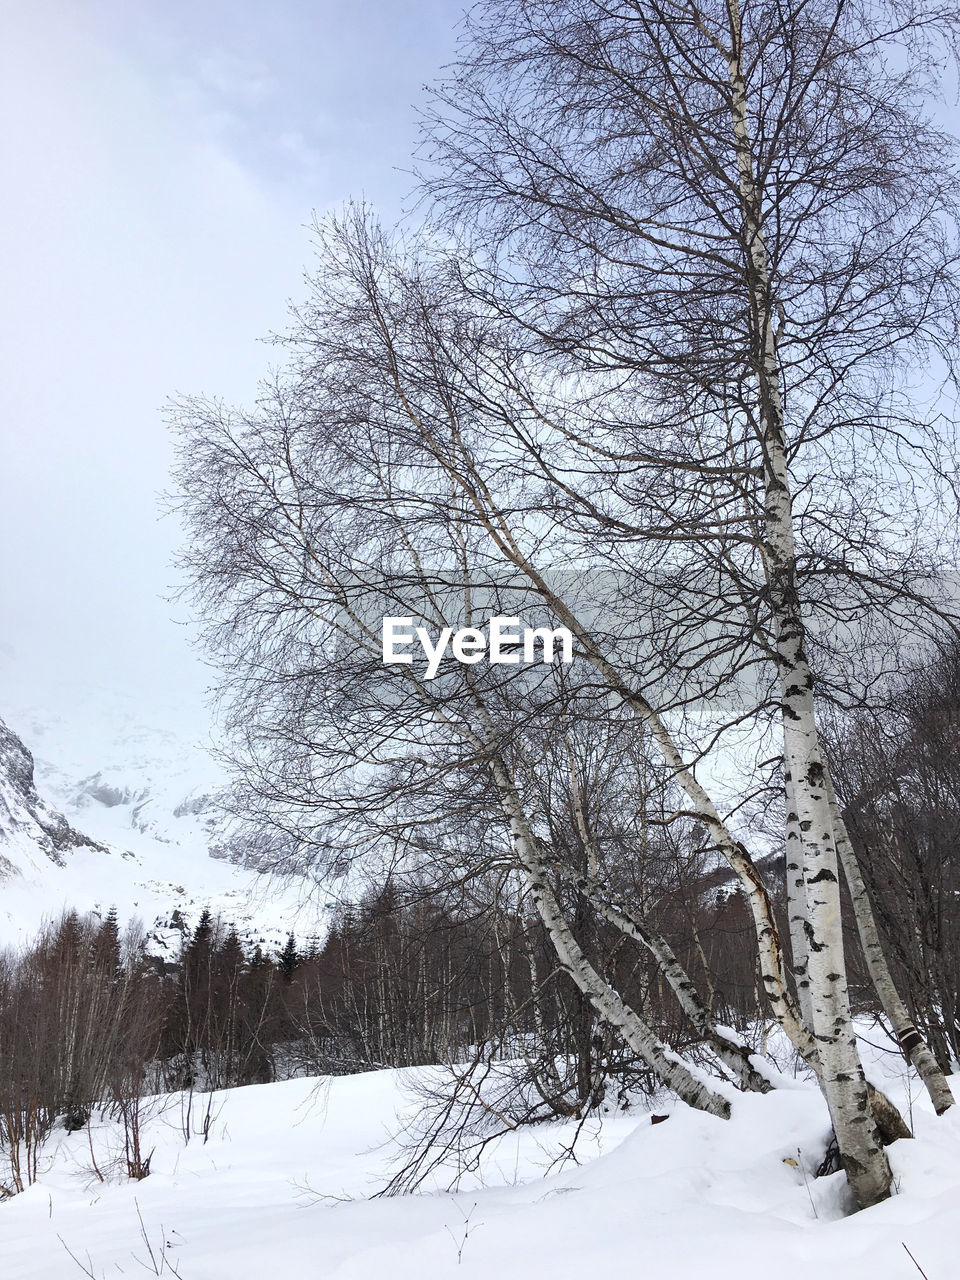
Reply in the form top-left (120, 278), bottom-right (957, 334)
top-left (0, 863), bottom-right (759, 1194)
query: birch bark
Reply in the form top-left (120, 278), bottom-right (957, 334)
top-left (784, 771), bottom-right (815, 1031)
top-left (725, 0), bottom-right (891, 1205)
top-left (560, 750), bottom-right (773, 1093)
top-left (826, 777), bottom-right (955, 1114)
top-left (488, 755), bottom-right (733, 1119)
top-left (567, 873), bottom-right (774, 1095)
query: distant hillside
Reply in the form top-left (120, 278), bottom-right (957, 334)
top-left (0, 713), bottom-right (104, 877)
top-left (0, 697), bottom-right (325, 954)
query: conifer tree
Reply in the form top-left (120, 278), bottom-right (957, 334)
top-left (277, 933), bottom-right (300, 983)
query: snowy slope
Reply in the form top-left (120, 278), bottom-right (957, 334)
top-left (0, 686), bottom-right (327, 954)
top-left (0, 713), bottom-right (105, 880)
top-left (3, 1043), bottom-right (959, 1279)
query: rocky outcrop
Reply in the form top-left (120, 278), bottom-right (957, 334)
top-left (0, 715), bottom-right (104, 870)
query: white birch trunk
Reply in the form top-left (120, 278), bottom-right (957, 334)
top-left (562, 754), bottom-right (773, 1093)
top-left (784, 770), bottom-right (815, 1030)
top-left (485, 556), bottom-right (822, 1071)
top-left (826, 778), bottom-right (955, 1114)
top-left (570, 875), bottom-right (774, 1095)
top-left (489, 756), bottom-right (732, 1119)
top-left (725, 0), bottom-right (892, 1206)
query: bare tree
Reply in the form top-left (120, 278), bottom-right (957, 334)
top-left (414, 0), bottom-right (960, 1202)
top-left (169, 0), bottom-right (960, 1211)
top-left (171, 344), bottom-right (776, 1120)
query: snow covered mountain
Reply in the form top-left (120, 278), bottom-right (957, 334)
top-left (0, 713), bottom-right (105, 876)
top-left (0, 689), bottom-right (326, 954)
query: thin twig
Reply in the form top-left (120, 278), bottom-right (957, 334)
top-left (902, 1242), bottom-right (931, 1280)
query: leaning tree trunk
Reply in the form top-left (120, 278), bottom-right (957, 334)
top-left (502, 564), bottom-right (819, 1068)
top-left (451, 461), bottom-right (906, 1192)
top-left (490, 756), bottom-right (732, 1119)
top-left (560, 867), bottom-right (774, 1096)
top-left (725, 0), bottom-right (892, 1207)
top-left (441, 480), bottom-right (899, 1201)
top-left (562, 747), bottom-right (773, 1095)
top-left (826, 777), bottom-right (955, 1115)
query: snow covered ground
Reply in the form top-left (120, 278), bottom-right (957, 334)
top-left (4, 1040), bottom-right (959, 1279)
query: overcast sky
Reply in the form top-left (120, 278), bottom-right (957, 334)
top-left (0, 0), bottom-right (463, 735)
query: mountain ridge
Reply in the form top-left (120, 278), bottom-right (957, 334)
top-left (0, 699), bottom-right (323, 953)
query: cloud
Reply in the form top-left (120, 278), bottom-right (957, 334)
top-left (195, 49), bottom-right (276, 104)
top-left (0, 1), bottom-right (309, 722)
top-left (0, 0), bottom-right (461, 731)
